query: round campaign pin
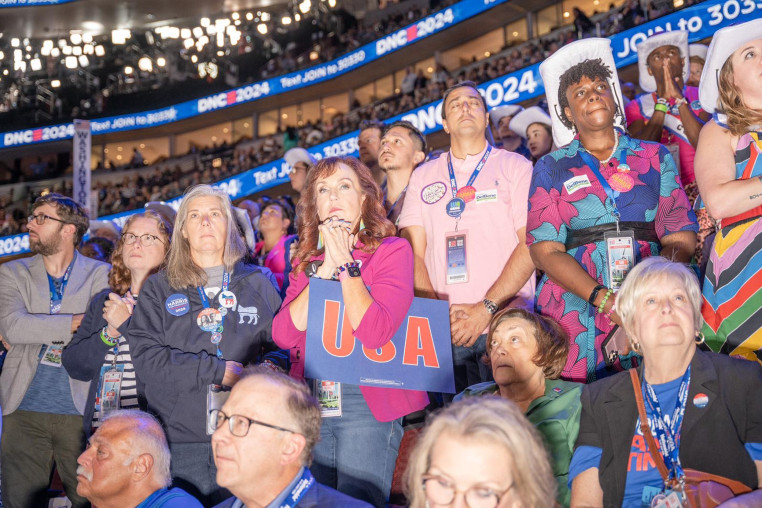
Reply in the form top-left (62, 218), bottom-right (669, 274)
top-left (446, 197), bottom-right (466, 218)
top-left (211, 332), bottom-right (222, 344)
top-left (456, 185), bottom-right (476, 203)
top-left (197, 308), bottom-right (223, 332)
top-left (218, 290), bottom-right (237, 309)
top-left (693, 393), bottom-right (709, 408)
top-left (165, 294), bottom-right (190, 317)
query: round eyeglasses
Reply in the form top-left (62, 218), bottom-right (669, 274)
top-left (122, 233), bottom-right (163, 246)
top-left (422, 474), bottom-right (513, 508)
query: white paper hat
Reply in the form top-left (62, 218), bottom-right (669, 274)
top-left (284, 147), bottom-right (316, 168)
top-left (689, 44), bottom-right (709, 61)
top-left (636, 30), bottom-right (690, 93)
top-left (699, 19), bottom-right (762, 114)
top-left (540, 38), bottom-right (627, 148)
top-left (508, 106), bottom-right (553, 140)
top-left (489, 104), bottom-right (524, 129)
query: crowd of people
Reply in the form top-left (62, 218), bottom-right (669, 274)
top-left (0, 15), bottom-right (761, 508)
top-left (0, 0), bottom-right (706, 232)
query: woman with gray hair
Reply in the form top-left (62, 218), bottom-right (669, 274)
top-left (129, 184), bottom-right (287, 505)
top-left (404, 397), bottom-right (557, 508)
top-left (570, 257), bottom-right (762, 507)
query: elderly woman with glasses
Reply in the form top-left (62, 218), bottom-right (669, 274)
top-left (404, 397), bottom-right (557, 508)
top-left (63, 210), bottom-right (171, 437)
top-left (128, 185), bottom-right (287, 505)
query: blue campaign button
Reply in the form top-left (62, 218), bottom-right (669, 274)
top-left (446, 197), bottom-right (466, 218)
top-left (165, 293), bottom-right (190, 316)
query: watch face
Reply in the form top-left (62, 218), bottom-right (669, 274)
top-left (347, 266), bottom-right (361, 277)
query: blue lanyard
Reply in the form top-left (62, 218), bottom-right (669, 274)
top-left (446, 145), bottom-right (492, 198)
top-left (48, 252), bottom-right (77, 314)
top-left (197, 271), bottom-right (229, 359)
top-left (578, 143), bottom-right (628, 222)
top-left (277, 468), bottom-right (315, 508)
top-left (642, 366), bottom-right (691, 484)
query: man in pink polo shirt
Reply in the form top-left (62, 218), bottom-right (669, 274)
top-left (398, 81), bottom-right (536, 393)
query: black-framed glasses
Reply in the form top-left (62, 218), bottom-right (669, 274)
top-left (209, 409), bottom-right (296, 437)
top-left (122, 233), bottom-right (163, 246)
top-left (422, 474), bottom-right (513, 508)
top-left (27, 214), bottom-right (68, 226)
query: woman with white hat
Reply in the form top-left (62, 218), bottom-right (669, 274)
top-left (694, 19), bottom-right (762, 362)
top-left (526, 38), bottom-right (698, 383)
top-left (508, 106), bottom-right (555, 162)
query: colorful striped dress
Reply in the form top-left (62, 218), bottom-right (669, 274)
top-left (702, 132), bottom-right (762, 362)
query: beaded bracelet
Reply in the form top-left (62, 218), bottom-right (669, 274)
top-left (597, 289), bottom-right (614, 314)
top-left (674, 97), bottom-right (687, 108)
top-left (100, 326), bottom-right (118, 347)
top-left (654, 103), bottom-right (669, 113)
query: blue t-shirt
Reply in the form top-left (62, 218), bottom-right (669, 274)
top-left (569, 376), bottom-right (762, 508)
top-left (17, 273), bottom-right (78, 415)
top-left (137, 487), bottom-right (203, 508)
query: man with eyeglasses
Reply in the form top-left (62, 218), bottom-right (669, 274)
top-left (211, 368), bottom-right (371, 508)
top-left (0, 193), bottom-right (109, 508)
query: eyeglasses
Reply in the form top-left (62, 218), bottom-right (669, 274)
top-left (27, 214), bottom-right (68, 226)
top-left (422, 474), bottom-right (513, 508)
top-left (122, 233), bottom-right (163, 246)
top-left (209, 409), bottom-right (296, 438)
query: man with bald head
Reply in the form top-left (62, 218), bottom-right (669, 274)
top-left (76, 410), bottom-right (202, 508)
top-left (212, 368), bottom-right (371, 507)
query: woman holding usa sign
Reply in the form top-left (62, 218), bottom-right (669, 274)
top-left (273, 156), bottom-right (428, 508)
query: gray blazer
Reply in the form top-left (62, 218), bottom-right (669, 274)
top-left (0, 253), bottom-right (109, 415)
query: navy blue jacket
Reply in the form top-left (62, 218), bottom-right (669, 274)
top-left (213, 479), bottom-right (373, 508)
top-left (129, 262), bottom-right (286, 444)
top-left (62, 288), bottom-right (143, 436)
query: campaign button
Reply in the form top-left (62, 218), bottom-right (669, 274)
top-left (218, 290), bottom-right (237, 309)
top-left (456, 185), bottom-right (476, 203)
top-left (446, 197), bottom-right (465, 218)
top-left (165, 294), bottom-right (189, 316)
top-left (197, 308), bottom-right (223, 332)
top-left (693, 393), bottom-right (709, 408)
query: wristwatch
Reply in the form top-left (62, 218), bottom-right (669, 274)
top-left (336, 262), bottom-right (361, 281)
top-left (482, 298), bottom-right (499, 315)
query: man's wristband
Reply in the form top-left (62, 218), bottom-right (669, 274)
top-left (482, 298), bottom-right (499, 315)
top-left (100, 326), bottom-right (118, 347)
top-left (654, 103), bottom-right (669, 113)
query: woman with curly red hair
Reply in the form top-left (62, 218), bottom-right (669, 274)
top-left (62, 210), bottom-right (171, 436)
top-left (273, 156), bottom-right (429, 508)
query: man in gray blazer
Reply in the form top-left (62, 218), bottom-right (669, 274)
top-left (0, 194), bottom-right (109, 508)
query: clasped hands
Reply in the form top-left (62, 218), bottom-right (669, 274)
top-left (656, 59), bottom-right (684, 102)
top-left (102, 291), bottom-right (136, 338)
top-left (449, 301), bottom-right (492, 348)
top-left (315, 216), bottom-right (357, 280)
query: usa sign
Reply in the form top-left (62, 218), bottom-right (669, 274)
top-left (305, 278), bottom-right (455, 393)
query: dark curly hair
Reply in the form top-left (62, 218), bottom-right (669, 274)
top-left (109, 210), bottom-right (172, 295)
top-left (32, 193), bottom-right (89, 246)
top-left (557, 58), bottom-right (614, 131)
top-left (293, 156), bottom-right (395, 275)
top-left (484, 307), bottom-right (569, 379)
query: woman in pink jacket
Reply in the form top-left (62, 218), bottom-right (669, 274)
top-left (273, 156), bottom-right (428, 508)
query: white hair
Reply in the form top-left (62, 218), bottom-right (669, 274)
top-left (102, 409), bottom-right (172, 488)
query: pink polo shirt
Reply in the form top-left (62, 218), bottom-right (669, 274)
top-left (398, 144), bottom-right (535, 307)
